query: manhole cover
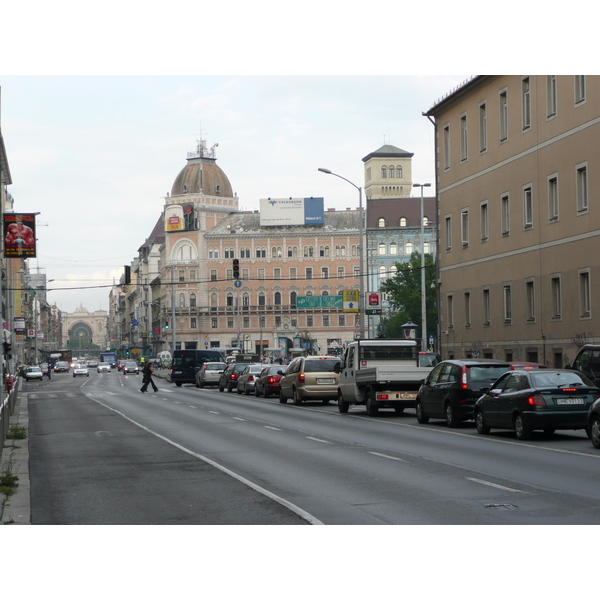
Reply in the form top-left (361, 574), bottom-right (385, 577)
top-left (484, 503), bottom-right (519, 510)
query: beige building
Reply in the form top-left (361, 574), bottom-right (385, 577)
top-left (426, 75), bottom-right (599, 367)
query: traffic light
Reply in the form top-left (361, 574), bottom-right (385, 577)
top-left (232, 258), bottom-right (240, 279)
top-left (124, 265), bottom-right (131, 285)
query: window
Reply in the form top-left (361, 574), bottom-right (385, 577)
top-left (319, 245), bottom-right (330, 257)
top-left (526, 279), bottom-right (535, 322)
top-left (321, 267), bottom-right (329, 279)
top-left (224, 249), bottom-right (234, 259)
top-left (460, 113), bottom-right (468, 161)
top-left (338, 314), bottom-right (346, 327)
top-left (546, 75), bottom-right (557, 118)
top-left (211, 317), bottom-right (218, 329)
top-left (210, 269), bottom-right (217, 282)
top-left (353, 266), bottom-right (360, 278)
top-left (522, 77), bottom-right (531, 130)
top-left (337, 266), bottom-right (345, 279)
top-left (389, 242), bottom-right (397, 255)
top-left (258, 292), bottom-right (266, 307)
top-left (461, 209), bottom-right (469, 246)
top-left (289, 267), bottom-right (297, 280)
top-left (227, 317), bottom-right (234, 329)
top-left (190, 294), bottom-right (196, 307)
top-left (405, 241), bottom-right (413, 254)
top-left (499, 89), bottom-right (508, 142)
top-left (551, 275), bottom-right (562, 319)
top-left (464, 291), bottom-right (471, 328)
top-left (576, 163), bottom-right (588, 212)
top-left (399, 217), bottom-right (407, 227)
top-left (179, 293), bottom-right (185, 307)
top-left (211, 293), bottom-right (218, 312)
top-left (501, 193), bottom-right (510, 235)
top-left (396, 166), bottom-right (403, 178)
top-left (503, 285), bottom-right (512, 323)
top-left (381, 167), bottom-right (387, 178)
top-left (258, 268), bottom-right (265, 280)
top-left (378, 242), bottom-right (386, 255)
top-left (191, 317), bottom-right (197, 329)
top-left (274, 291), bottom-right (282, 305)
top-left (256, 247), bottom-right (266, 258)
top-left (226, 268), bottom-right (233, 281)
top-left (378, 217), bottom-right (386, 228)
top-left (275, 316), bottom-right (281, 327)
top-left (379, 265), bottom-right (387, 280)
top-left (242, 268), bottom-right (249, 280)
top-left (483, 288), bottom-right (491, 325)
top-left (579, 268), bottom-right (591, 317)
top-left (306, 267), bottom-right (313, 280)
top-left (179, 270), bottom-right (185, 282)
top-left (575, 75), bottom-right (586, 105)
top-left (445, 216), bottom-right (452, 251)
top-left (523, 185), bottom-right (533, 228)
top-left (443, 124), bottom-right (450, 170)
top-left (243, 316), bottom-right (250, 328)
top-left (323, 315), bottom-right (330, 327)
top-left (226, 293), bottom-right (234, 307)
top-left (388, 166), bottom-right (395, 179)
top-left (273, 267), bottom-right (281, 280)
top-left (290, 291), bottom-right (297, 307)
top-left (447, 294), bottom-right (454, 329)
top-left (548, 175), bottom-right (559, 221)
top-left (480, 202), bottom-right (489, 241)
top-left (304, 246), bottom-right (314, 257)
top-left (307, 316), bottom-right (313, 327)
top-left (479, 101), bottom-right (487, 152)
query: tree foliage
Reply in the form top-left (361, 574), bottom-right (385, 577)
top-left (378, 253), bottom-right (437, 341)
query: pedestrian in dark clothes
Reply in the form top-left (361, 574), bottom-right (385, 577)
top-left (140, 360), bottom-right (158, 393)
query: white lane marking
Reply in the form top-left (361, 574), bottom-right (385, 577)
top-left (209, 411), bottom-right (220, 415)
top-left (467, 477), bottom-right (530, 494)
top-left (264, 425), bottom-right (282, 431)
top-left (306, 436), bottom-right (332, 444)
top-left (369, 452), bottom-right (409, 463)
top-left (233, 417), bottom-right (246, 421)
top-left (84, 396), bottom-right (323, 525)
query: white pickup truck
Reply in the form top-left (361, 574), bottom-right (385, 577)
top-left (335, 339), bottom-right (439, 416)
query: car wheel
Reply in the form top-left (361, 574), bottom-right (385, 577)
top-left (279, 389), bottom-right (288, 404)
top-left (514, 414), bottom-right (531, 440)
top-left (445, 402), bottom-right (460, 427)
top-left (227, 383), bottom-right (233, 393)
top-left (416, 399), bottom-right (429, 424)
top-left (590, 416), bottom-right (600, 449)
top-left (338, 391), bottom-right (349, 413)
top-left (366, 390), bottom-right (379, 416)
top-left (292, 388), bottom-right (302, 406)
top-left (475, 410), bottom-right (490, 434)
top-left (176, 382), bottom-right (182, 387)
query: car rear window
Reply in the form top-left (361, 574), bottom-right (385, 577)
top-left (530, 371), bottom-right (594, 388)
top-left (304, 359), bottom-right (341, 373)
top-left (467, 365), bottom-right (510, 387)
top-left (205, 363), bottom-right (226, 370)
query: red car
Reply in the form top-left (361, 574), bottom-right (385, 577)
top-left (254, 365), bottom-right (285, 398)
top-left (117, 360), bottom-right (127, 372)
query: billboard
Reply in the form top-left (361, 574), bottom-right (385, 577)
top-left (259, 197), bottom-right (324, 227)
top-left (165, 203), bottom-right (196, 232)
top-left (4, 213), bottom-right (37, 257)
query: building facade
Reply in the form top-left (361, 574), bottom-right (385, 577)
top-left (426, 75), bottom-right (600, 367)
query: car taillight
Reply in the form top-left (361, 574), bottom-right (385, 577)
top-left (268, 376), bottom-right (275, 383)
top-left (299, 373), bottom-right (305, 383)
top-left (528, 395), bottom-right (546, 406)
top-left (248, 375), bottom-right (254, 381)
top-left (461, 366), bottom-right (468, 390)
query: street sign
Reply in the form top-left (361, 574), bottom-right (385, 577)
top-left (296, 295), bottom-right (342, 308)
top-left (343, 290), bottom-right (359, 312)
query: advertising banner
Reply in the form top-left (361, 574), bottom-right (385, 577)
top-left (259, 197), bottom-right (324, 227)
top-left (4, 213), bottom-right (37, 257)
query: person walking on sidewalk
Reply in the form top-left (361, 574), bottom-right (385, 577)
top-left (140, 360), bottom-right (158, 393)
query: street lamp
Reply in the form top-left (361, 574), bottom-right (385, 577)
top-left (413, 183), bottom-right (431, 351)
top-left (318, 167), bottom-right (365, 339)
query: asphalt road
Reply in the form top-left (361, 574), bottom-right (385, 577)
top-left (23, 368), bottom-right (600, 524)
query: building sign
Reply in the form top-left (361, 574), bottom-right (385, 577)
top-left (165, 203), bottom-right (196, 232)
top-left (14, 317), bottom-right (26, 334)
top-left (366, 292), bottom-right (382, 315)
top-left (4, 213), bottom-right (37, 257)
top-left (259, 197), bottom-right (324, 227)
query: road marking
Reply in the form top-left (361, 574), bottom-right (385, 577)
top-left (466, 477), bottom-right (530, 494)
top-left (209, 411), bottom-right (220, 415)
top-left (264, 425), bottom-right (282, 431)
top-left (233, 417), bottom-right (246, 421)
top-left (306, 436), bottom-right (332, 444)
top-left (369, 452), bottom-right (409, 463)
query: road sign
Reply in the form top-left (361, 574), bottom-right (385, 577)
top-left (343, 290), bottom-right (359, 312)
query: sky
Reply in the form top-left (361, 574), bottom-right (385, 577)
top-left (0, 74), bottom-right (470, 314)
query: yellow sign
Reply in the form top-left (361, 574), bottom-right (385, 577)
top-left (342, 289), bottom-right (359, 312)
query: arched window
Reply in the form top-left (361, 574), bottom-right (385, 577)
top-left (351, 245), bottom-right (357, 256)
top-left (290, 291), bottom-right (297, 307)
top-left (390, 264), bottom-right (397, 277)
top-left (396, 166), bottom-right (403, 178)
top-left (381, 167), bottom-right (387, 178)
top-left (190, 293), bottom-right (196, 307)
top-left (226, 292), bottom-right (234, 307)
top-left (399, 217), bottom-right (407, 227)
top-left (424, 242), bottom-right (430, 254)
top-left (378, 217), bottom-right (386, 228)
top-left (179, 293), bottom-right (186, 307)
top-left (388, 165), bottom-right (395, 178)
top-left (272, 246), bottom-right (278, 258)
top-left (379, 265), bottom-right (387, 279)
top-left (340, 245), bottom-right (346, 256)
top-left (210, 293), bottom-right (218, 312)
top-left (274, 291), bottom-right (282, 305)
top-left (389, 242), bottom-right (397, 255)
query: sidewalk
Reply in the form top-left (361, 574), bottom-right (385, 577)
top-left (0, 388), bottom-right (30, 525)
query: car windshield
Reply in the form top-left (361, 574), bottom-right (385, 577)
top-left (467, 365), bottom-right (510, 386)
top-left (530, 371), bottom-right (594, 388)
top-left (304, 359), bottom-right (341, 373)
top-left (125, 362), bottom-right (137, 367)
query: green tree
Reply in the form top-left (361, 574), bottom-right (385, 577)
top-left (379, 252), bottom-right (437, 342)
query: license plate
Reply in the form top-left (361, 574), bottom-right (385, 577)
top-left (317, 378), bottom-right (335, 384)
top-left (555, 398), bottom-right (585, 405)
top-left (395, 392), bottom-right (417, 399)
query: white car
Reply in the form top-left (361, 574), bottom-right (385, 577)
top-left (97, 362), bottom-right (111, 373)
top-left (73, 363), bottom-right (90, 377)
top-left (25, 366), bottom-right (44, 382)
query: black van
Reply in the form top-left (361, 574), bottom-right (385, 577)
top-left (170, 349), bottom-right (225, 386)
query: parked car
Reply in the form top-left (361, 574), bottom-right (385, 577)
top-left (255, 365), bottom-right (285, 397)
top-left (54, 361), bottom-right (70, 373)
top-left (123, 361), bottom-right (139, 374)
top-left (236, 364), bottom-right (264, 395)
top-left (24, 366), bottom-right (43, 381)
top-left (474, 369), bottom-right (600, 440)
top-left (97, 362), bottom-right (111, 373)
top-left (415, 359), bottom-right (511, 427)
top-left (218, 363), bottom-right (248, 392)
top-left (587, 398), bottom-right (600, 449)
top-left (279, 355), bottom-right (342, 405)
top-left (195, 362), bottom-right (226, 388)
top-left (567, 345), bottom-right (600, 387)
top-left (72, 363), bottom-right (90, 377)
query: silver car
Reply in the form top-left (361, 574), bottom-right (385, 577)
top-left (195, 362), bottom-right (226, 388)
top-left (73, 363), bottom-right (90, 377)
top-left (25, 366), bottom-right (44, 381)
top-left (236, 364), bottom-right (264, 395)
top-left (97, 362), bottom-right (111, 373)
